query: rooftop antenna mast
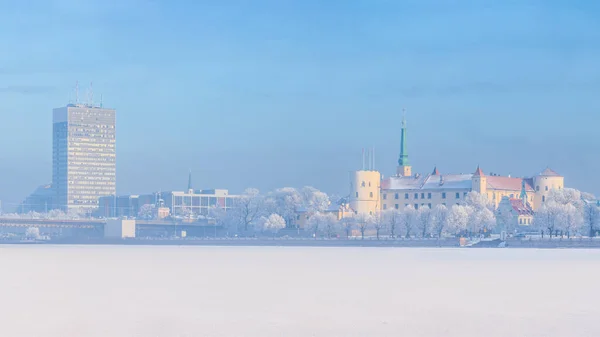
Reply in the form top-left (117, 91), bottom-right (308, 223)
top-left (89, 81), bottom-right (94, 107)
top-left (362, 148), bottom-right (365, 170)
top-left (75, 80), bottom-right (79, 104)
top-left (372, 147), bottom-right (375, 171)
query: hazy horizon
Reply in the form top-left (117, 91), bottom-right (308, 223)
top-left (1, 0), bottom-right (599, 208)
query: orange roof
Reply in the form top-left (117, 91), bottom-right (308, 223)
top-left (487, 176), bottom-right (534, 191)
top-left (473, 166), bottom-right (484, 176)
top-left (538, 168), bottom-right (561, 177)
top-left (509, 198), bottom-right (534, 216)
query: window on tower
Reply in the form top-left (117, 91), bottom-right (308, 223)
top-left (414, 193), bottom-right (418, 199)
top-left (369, 192), bottom-right (373, 198)
top-left (455, 192), bottom-right (460, 199)
top-left (545, 186), bottom-right (548, 191)
top-left (404, 193), bottom-right (409, 199)
top-left (427, 193), bottom-right (431, 199)
top-left (395, 204), bottom-right (399, 209)
top-left (383, 204), bottom-right (387, 210)
top-left (395, 193), bottom-right (399, 199)
top-left (383, 194), bottom-right (387, 200)
top-left (355, 192), bottom-right (358, 198)
top-left (421, 193), bottom-right (425, 199)
top-left (361, 181), bottom-right (365, 187)
top-left (442, 192), bottom-right (446, 199)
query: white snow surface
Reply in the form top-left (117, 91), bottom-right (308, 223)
top-left (0, 246), bottom-right (599, 337)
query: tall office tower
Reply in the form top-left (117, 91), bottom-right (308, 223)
top-left (52, 102), bottom-right (116, 213)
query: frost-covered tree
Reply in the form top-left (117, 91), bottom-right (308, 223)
top-left (431, 204), bottom-right (449, 238)
top-left (400, 205), bottom-right (417, 238)
top-left (267, 187), bottom-right (303, 228)
top-left (372, 211), bottom-right (386, 240)
top-left (355, 213), bottom-right (374, 240)
top-left (233, 188), bottom-right (266, 232)
top-left (208, 206), bottom-right (236, 234)
top-left (534, 201), bottom-right (562, 238)
top-left (137, 204), bottom-right (156, 220)
top-left (306, 212), bottom-right (322, 238)
top-left (340, 217), bottom-right (354, 239)
top-left (496, 205), bottom-right (515, 234)
top-left (382, 208), bottom-right (401, 238)
top-left (47, 209), bottom-right (67, 220)
top-left (559, 203), bottom-right (583, 238)
top-left (416, 207), bottom-right (432, 238)
top-left (301, 186), bottom-right (330, 215)
top-left (583, 201), bottom-right (600, 237)
top-left (25, 227), bottom-right (40, 239)
top-left (548, 188), bottom-right (583, 211)
top-left (312, 212), bottom-right (340, 238)
top-left (260, 213), bottom-right (286, 235)
top-left (464, 192), bottom-right (495, 235)
top-left (447, 205), bottom-right (469, 236)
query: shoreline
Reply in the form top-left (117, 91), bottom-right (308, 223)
top-left (2, 238), bottom-right (600, 249)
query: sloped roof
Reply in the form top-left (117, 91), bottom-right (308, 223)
top-left (382, 174), bottom-right (472, 191)
top-left (487, 176), bottom-right (534, 192)
top-left (381, 175), bottom-right (426, 190)
top-left (538, 167), bottom-right (561, 177)
top-left (509, 198), bottom-right (534, 216)
top-left (421, 174), bottom-right (473, 190)
top-left (431, 166), bottom-right (440, 175)
top-left (474, 166), bottom-right (484, 176)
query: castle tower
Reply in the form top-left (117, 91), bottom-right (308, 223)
top-left (532, 167), bottom-right (564, 210)
top-left (396, 110), bottom-right (412, 177)
top-left (349, 170), bottom-right (381, 215)
top-left (471, 165), bottom-right (487, 195)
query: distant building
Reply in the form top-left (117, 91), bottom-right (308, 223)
top-left (52, 102), bottom-right (116, 212)
top-left (349, 113), bottom-right (566, 214)
top-left (497, 196), bottom-right (535, 230)
top-left (97, 172), bottom-right (240, 219)
top-left (18, 183), bottom-right (54, 213)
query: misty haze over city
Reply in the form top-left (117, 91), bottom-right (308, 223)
top-left (2, 1), bottom-right (600, 337)
top-left (1, 1), bottom-right (599, 208)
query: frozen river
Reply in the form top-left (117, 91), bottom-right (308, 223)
top-left (0, 245), bottom-right (598, 337)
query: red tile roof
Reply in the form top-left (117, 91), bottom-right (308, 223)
top-left (487, 176), bottom-right (534, 191)
top-left (538, 167), bottom-right (561, 177)
top-left (473, 166), bottom-right (484, 176)
top-left (431, 166), bottom-right (440, 175)
top-left (509, 198), bottom-right (534, 216)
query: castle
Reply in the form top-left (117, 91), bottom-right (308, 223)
top-left (348, 115), bottom-right (565, 216)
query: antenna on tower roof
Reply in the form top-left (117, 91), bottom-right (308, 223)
top-left (100, 94), bottom-right (103, 108)
top-left (372, 147), bottom-right (375, 171)
top-left (75, 80), bottom-right (79, 104)
top-left (89, 81), bottom-right (94, 107)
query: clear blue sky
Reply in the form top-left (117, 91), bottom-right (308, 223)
top-left (1, 0), bottom-right (599, 208)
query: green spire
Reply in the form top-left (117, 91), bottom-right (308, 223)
top-left (187, 169), bottom-right (193, 191)
top-left (520, 179), bottom-right (527, 203)
top-left (398, 109), bottom-right (409, 166)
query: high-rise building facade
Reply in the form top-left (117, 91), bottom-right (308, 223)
top-left (52, 104), bottom-right (116, 212)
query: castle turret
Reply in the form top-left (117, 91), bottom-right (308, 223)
top-left (396, 110), bottom-right (412, 177)
top-left (532, 167), bottom-right (564, 209)
top-left (349, 170), bottom-right (381, 215)
top-left (472, 165), bottom-right (487, 195)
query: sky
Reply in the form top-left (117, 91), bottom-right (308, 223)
top-left (0, 0), bottom-right (599, 208)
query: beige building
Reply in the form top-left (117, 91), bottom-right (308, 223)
top-left (497, 196), bottom-right (534, 229)
top-left (350, 115), bottom-right (565, 214)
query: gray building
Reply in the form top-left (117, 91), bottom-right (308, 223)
top-left (52, 103), bottom-right (116, 212)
